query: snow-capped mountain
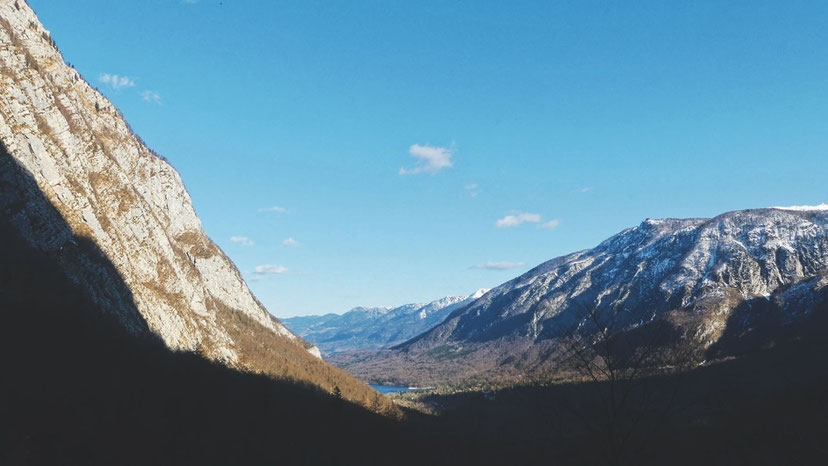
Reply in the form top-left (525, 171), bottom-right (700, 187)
top-left (426, 207), bottom-right (828, 345)
top-left (283, 289), bottom-right (489, 354)
top-left (333, 207), bottom-right (828, 384)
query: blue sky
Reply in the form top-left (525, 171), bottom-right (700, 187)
top-left (28, 0), bottom-right (828, 317)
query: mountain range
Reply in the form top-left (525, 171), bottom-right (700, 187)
top-left (332, 206), bottom-right (828, 385)
top-left (283, 289), bottom-right (488, 354)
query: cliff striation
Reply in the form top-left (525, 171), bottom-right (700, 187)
top-left (0, 0), bottom-right (387, 408)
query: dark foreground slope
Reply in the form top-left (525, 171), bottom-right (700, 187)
top-left (3, 165), bottom-right (827, 466)
top-left (2, 163), bottom-right (827, 465)
top-left (0, 154), bottom-right (403, 465)
top-left (402, 314), bottom-right (828, 466)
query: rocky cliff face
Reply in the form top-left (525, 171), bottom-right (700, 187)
top-left (0, 2), bottom-right (336, 373)
top-left (334, 207), bottom-right (828, 385)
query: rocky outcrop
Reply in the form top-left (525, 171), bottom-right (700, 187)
top-left (0, 1), bottom-right (317, 364)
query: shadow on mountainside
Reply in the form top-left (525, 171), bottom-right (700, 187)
top-left (0, 145), bottom-right (412, 466)
top-left (0, 144), bottom-right (149, 336)
top-left (707, 280), bottom-right (828, 359)
top-left (2, 143), bottom-right (828, 466)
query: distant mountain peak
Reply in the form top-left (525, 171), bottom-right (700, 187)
top-left (283, 290), bottom-right (486, 354)
top-left (468, 288), bottom-right (490, 299)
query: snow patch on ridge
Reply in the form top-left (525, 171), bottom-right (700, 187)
top-left (772, 204), bottom-right (828, 212)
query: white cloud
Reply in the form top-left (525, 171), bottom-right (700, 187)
top-left (282, 237), bottom-right (299, 247)
top-left (541, 219), bottom-right (561, 230)
top-left (399, 144), bottom-right (454, 175)
top-left (495, 212), bottom-right (541, 228)
top-left (182, 0), bottom-right (200, 4)
top-left (141, 90), bottom-right (162, 105)
top-left (472, 261), bottom-right (527, 270)
top-left (230, 236), bottom-right (254, 246)
top-left (99, 73), bottom-right (135, 90)
top-left (258, 206), bottom-right (289, 213)
top-left (464, 183), bottom-right (480, 197)
top-left (253, 264), bottom-right (288, 275)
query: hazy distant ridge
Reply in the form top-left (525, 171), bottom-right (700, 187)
top-left (283, 290), bottom-right (488, 354)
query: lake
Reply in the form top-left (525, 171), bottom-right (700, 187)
top-left (370, 385), bottom-right (417, 395)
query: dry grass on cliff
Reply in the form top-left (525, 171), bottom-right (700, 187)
top-left (212, 300), bottom-right (398, 416)
top-left (175, 231), bottom-right (220, 259)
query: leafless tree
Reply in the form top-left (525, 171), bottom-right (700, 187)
top-left (553, 301), bottom-right (701, 465)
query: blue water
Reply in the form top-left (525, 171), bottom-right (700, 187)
top-left (370, 385), bottom-right (416, 395)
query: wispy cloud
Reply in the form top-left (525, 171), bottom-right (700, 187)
top-left (399, 144), bottom-right (454, 175)
top-left (541, 219), bottom-right (561, 230)
top-left (464, 183), bottom-right (480, 197)
top-left (182, 0), bottom-right (200, 4)
top-left (282, 237), bottom-right (299, 247)
top-left (99, 73), bottom-right (135, 90)
top-left (258, 206), bottom-right (289, 213)
top-left (573, 186), bottom-right (592, 193)
top-left (495, 212), bottom-right (541, 228)
top-left (230, 236), bottom-right (254, 246)
top-left (141, 90), bottom-right (162, 105)
top-left (471, 261), bottom-right (526, 270)
top-left (252, 264), bottom-right (288, 276)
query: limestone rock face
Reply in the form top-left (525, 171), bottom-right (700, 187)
top-left (0, 1), bottom-right (317, 363)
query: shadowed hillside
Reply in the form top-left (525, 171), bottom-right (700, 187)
top-left (0, 146), bottom-right (407, 465)
top-left (0, 0), bottom-right (395, 406)
top-left (2, 142), bottom-right (828, 465)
